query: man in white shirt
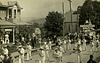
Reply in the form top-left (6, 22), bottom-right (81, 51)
top-left (5, 33), bottom-right (9, 44)
top-left (39, 47), bottom-right (46, 63)
top-left (18, 45), bottom-right (25, 63)
top-left (3, 45), bottom-right (8, 57)
top-left (43, 42), bottom-right (49, 61)
top-left (26, 43), bottom-right (32, 60)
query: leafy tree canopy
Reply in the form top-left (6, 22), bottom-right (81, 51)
top-left (44, 11), bottom-right (64, 36)
top-left (79, 0), bottom-right (100, 29)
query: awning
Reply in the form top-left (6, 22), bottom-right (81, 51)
top-left (13, 21), bottom-right (31, 26)
top-left (0, 20), bottom-right (15, 26)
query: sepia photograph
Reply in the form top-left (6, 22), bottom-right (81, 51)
top-left (0, 0), bottom-right (100, 63)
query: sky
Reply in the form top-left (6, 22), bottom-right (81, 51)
top-left (0, 0), bottom-right (85, 20)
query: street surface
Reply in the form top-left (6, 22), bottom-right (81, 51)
top-left (14, 43), bottom-right (100, 63)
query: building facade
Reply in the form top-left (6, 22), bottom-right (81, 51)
top-left (64, 12), bottom-right (79, 34)
top-left (0, 1), bottom-right (30, 43)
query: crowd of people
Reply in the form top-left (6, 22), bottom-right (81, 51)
top-left (0, 32), bottom-right (100, 63)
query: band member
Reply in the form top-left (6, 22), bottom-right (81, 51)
top-left (96, 39), bottom-right (99, 52)
top-left (90, 40), bottom-right (94, 55)
top-left (43, 42), bottom-right (49, 61)
top-left (3, 45), bottom-right (8, 57)
top-left (48, 39), bottom-right (52, 51)
top-left (26, 43), bottom-right (32, 60)
top-left (39, 47), bottom-right (46, 63)
top-left (58, 45), bottom-right (64, 62)
top-left (18, 45), bottom-right (25, 63)
top-left (82, 38), bottom-right (87, 50)
top-left (53, 48), bottom-right (61, 63)
top-left (68, 38), bottom-right (71, 50)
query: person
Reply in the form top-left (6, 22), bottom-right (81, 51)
top-left (26, 43), bottom-right (32, 60)
top-left (5, 33), bottom-right (9, 44)
top-left (53, 35), bottom-right (57, 43)
top-left (96, 39), bottom-right (99, 52)
top-left (82, 38), bottom-right (87, 50)
top-left (53, 48), bottom-right (61, 63)
top-left (68, 38), bottom-right (71, 50)
top-left (43, 42), bottom-right (49, 61)
top-left (18, 45), bottom-right (25, 63)
top-left (63, 38), bottom-right (67, 53)
top-left (3, 53), bottom-right (13, 63)
top-left (87, 55), bottom-right (96, 63)
top-left (0, 53), bottom-right (4, 63)
top-left (3, 45), bottom-right (8, 57)
top-left (48, 39), bottom-right (52, 51)
top-left (77, 44), bottom-right (82, 63)
top-left (90, 40), bottom-right (94, 55)
top-left (38, 47), bottom-right (46, 63)
top-left (58, 45), bottom-right (64, 62)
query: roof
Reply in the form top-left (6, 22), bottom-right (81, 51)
top-left (64, 11), bottom-right (78, 22)
top-left (8, 1), bottom-right (22, 9)
top-left (0, 20), bottom-right (15, 26)
top-left (13, 21), bottom-right (31, 26)
top-left (0, 5), bottom-right (8, 8)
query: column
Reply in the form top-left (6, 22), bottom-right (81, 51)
top-left (13, 27), bottom-right (15, 44)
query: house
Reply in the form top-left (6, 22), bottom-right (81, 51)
top-left (0, 1), bottom-right (30, 43)
top-left (63, 11), bottom-right (79, 34)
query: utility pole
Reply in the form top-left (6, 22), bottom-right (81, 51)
top-left (68, 0), bottom-right (73, 33)
top-left (62, 2), bottom-right (64, 36)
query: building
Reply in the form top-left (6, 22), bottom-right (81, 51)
top-left (0, 1), bottom-right (30, 43)
top-left (63, 11), bottom-right (79, 34)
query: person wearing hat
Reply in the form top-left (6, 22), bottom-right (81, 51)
top-left (3, 45), bottom-right (8, 57)
top-left (39, 47), bottom-right (46, 63)
top-left (26, 43), bottom-right (32, 60)
top-left (18, 45), bottom-right (25, 63)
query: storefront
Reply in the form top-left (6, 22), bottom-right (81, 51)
top-left (0, 20), bottom-right (15, 43)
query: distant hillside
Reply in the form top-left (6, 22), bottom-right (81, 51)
top-left (29, 18), bottom-right (46, 25)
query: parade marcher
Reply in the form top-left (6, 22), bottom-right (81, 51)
top-left (48, 39), bottom-right (52, 51)
top-left (3, 45), bottom-right (8, 57)
top-left (39, 37), bottom-right (42, 48)
top-left (5, 33), bottom-right (9, 44)
top-left (96, 39), bottom-right (99, 52)
top-left (77, 44), bottom-right (82, 63)
top-left (68, 38), bottom-right (71, 50)
top-left (43, 42), bottom-right (49, 61)
top-left (18, 45), bottom-right (25, 63)
top-left (82, 38), bottom-right (87, 51)
top-left (38, 47), bottom-right (46, 63)
top-left (90, 40), bottom-right (94, 55)
top-left (62, 38), bottom-right (67, 53)
top-left (31, 33), bottom-right (36, 48)
top-left (53, 48), bottom-right (61, 63)
top-left (58, 45), bottom-right (64, 62)
top-left (0, 53), bottom-right (4, 63)
top-left (87, 55), bottom-right (96, 63)
top-left (53, 35), bottom-right (57, 43)
top-left (3, 53), bottom-right (13, 63)
top-left (26, 43), bottom-right (32, 60)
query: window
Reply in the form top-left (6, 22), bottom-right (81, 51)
top-left (14, 10), bottom-right (16, 18)
top-left (9, 9), bottom-right (12, 18)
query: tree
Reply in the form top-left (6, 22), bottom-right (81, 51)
top-left (44, 11), bottom-right (64, 36)
top-left (79, 0), bottom-right (100, 29)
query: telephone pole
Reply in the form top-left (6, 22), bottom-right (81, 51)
top-left (62, 2), bottom-right (64, 36)
top-left (68, 0), bottom-right (73, 33)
